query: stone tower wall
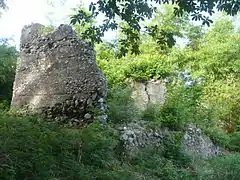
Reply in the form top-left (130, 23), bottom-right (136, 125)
top-left (11, 23), bottom-right (107, 125)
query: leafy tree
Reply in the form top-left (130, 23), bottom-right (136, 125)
top-left (70, 0), bottom-right (240, 56)
top-left (0, 41), bottom-right (18, 105)
top-left (70, 7), bottom-right (97, 44)
top-left (95, 9), bottom-right (240, 134)
top-left (94, 6), bottom-right (205, 86)
top-left (174, 18), bottom-right (240, 133)
top-left (184, 24), bottom-right (204, 50)
top-left (117, 5), bottom-right (190, 56)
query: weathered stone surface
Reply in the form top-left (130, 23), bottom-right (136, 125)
top-left (182, 124), bottom-right (222, 158)
top-left (119, 122), bottom-right (223, 158)
top-left (131, 79), bottom-right (166, 109)
top-left (119, 121), bottom-right (166, 157)
top-left (11, 23), bottom-right (107, 125)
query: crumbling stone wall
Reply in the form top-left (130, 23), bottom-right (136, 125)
top-left (11, 23), bottom-right (107, 126)
top-left (119, 121), bottom-right (166, 157)
top-left (131, 79), bottom-right (167, 109)
top-left (119, 122), bottom-right (223, 158)
top-left (182, 124), bottom-right (222, 158)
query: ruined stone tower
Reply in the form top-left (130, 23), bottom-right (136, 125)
top-left (11, 23), bottom-right (107, 126)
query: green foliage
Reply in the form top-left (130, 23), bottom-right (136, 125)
top-left (141, 104), bottom-right (161, 122)
top-left (0, 112), bottom-right (239, 179)
top-left (205, 127), bottom-right (231, 148)
top-left (96, 43), bottom-right (129, 87)
top-left (229, 132), bottom-right (240, 152)
top-left (107, 87), bottom-right (140, 124)
top-left (158, 86), bottom-right (196, 130)
top-left (70, 0), bottom-right (239, 56)
top-left (125, 57), bottom-right (170, 81)
top-left (80, 122), bottom-right (119, 168)
top-left (141, 83), bottom-right (204, 130)
top-left (198, 154), bottom-right (240, 180)
top-left (0, 100), bottom-right (10, 110)
top-left (175, 18), bottom-right (240, 133)
top-left (1, 3), bottom-right (240, 180)
top-left (0, 114), bottom-right (195, 180)
top-left (0, 42), bottom-right (17, 105)
top-left (130, 132), bottom-right (193, 180)
top-left (70, 7), bottom-right (97, 44)
top-left (0, 115), bottom-right (80, 179)
top-left (162, 132), bottom-right (190, 166)
top-left (132, 153), bottom-right (191, 180)
top-left (96, 41), bottom-right (172, 87)
top-left (0, 114), bottom-right (126, 180)
top-left (185, 25), bottom-right (204, 50)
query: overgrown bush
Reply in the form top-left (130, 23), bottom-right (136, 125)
top-left (141, 83), bottom-right (204, 130)
top-left (0, 100), bottom-right (10, 111)
top-left (0, 43), bottom-right (17, 105)
top-left (124, 57), bottom-right (171, 81)
top-left (96, 43), bottom-right (172, 87)
top-left (229, 132), bottom-right (240, 152)
top-left (198, 154), bottom-right (240, 180)
top-left (107, 86), bottom-right (140, 124)
top-left (141, 104), bottom-right (161, 122)
top-left (204, 127), bottom-right (230, 148)
top-left (130, 136), bottom-right (194, 180)
top-left (0, 114), bottom-right (124, 180)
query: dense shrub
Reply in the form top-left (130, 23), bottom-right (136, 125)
top-left (107, 86), bottom-right (140, 124)
top-left (0, 113), bottom-right (195, 180)
top-left (229, 132), bottom-right (240, 152)
top-left (124, 57), bottom-right (171, 81)
top-left (0, 100), bottom-right (10, 111)
top-left (204, 127), bottom-right (231, 148)
top-left (96, 43), bottom-right (172, 87)
top-left (141, 83), bottom-right (204, 130)
top-left (198, 154), bottom-right (240, 180)
top-left (0, 43), bottom-right (17, 104)
top-left (141, 104), bottom-right (161, 122)
top-left (0, 114), bottom-right (124, 180)
top-left (130, 139), bottom-right (193, 180)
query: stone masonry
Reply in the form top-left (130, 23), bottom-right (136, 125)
top-left (11, 23), bottom-right (107, 126)
top-left (131, 79), bottom-right (167, 109)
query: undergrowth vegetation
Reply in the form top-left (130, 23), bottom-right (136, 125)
top-left (0, 5), bottom-right (240, 180)
top-left (0, 114), bottom-right (193, 180)
top-left (1, 110), bottom-right (240, 179)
